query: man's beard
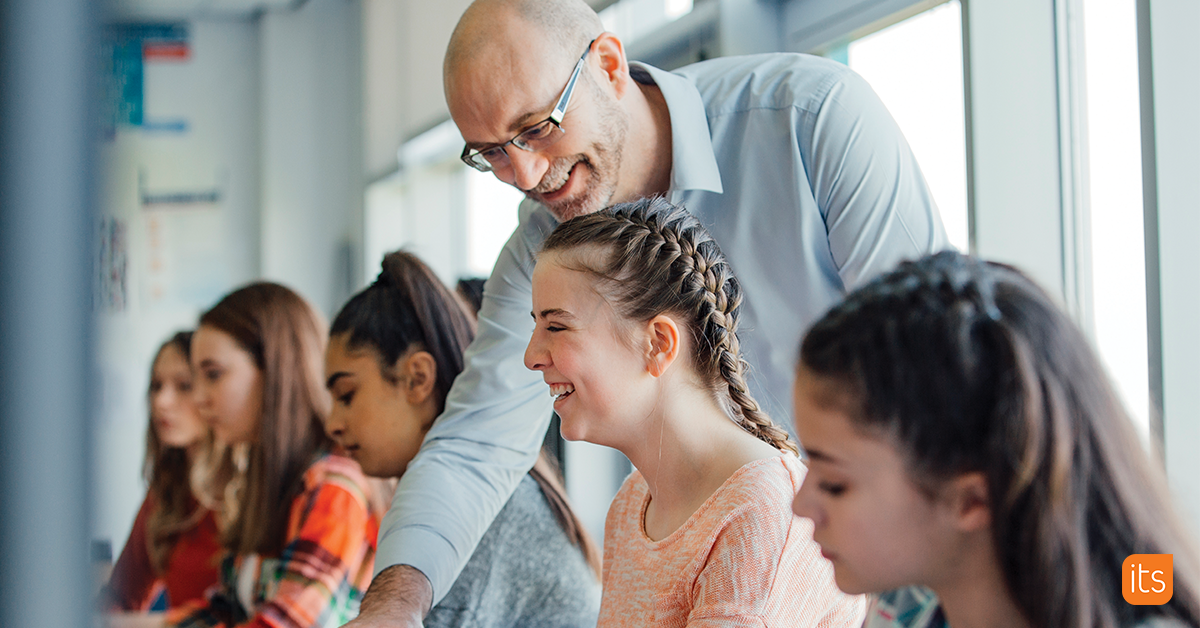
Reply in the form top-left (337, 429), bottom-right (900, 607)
top-left (528, 94), bottom-right (628, 222)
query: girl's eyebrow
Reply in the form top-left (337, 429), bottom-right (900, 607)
top-left (531, 308), bottom-right (577, 321)
top-left (325, 371), bottom-right (352, 390)
top-left (804, 447), bottom-right (844, 466)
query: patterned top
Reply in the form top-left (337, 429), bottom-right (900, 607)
top-left (169, 453), bottom-right (379, 628)
top-left (597, 455), bottom-right (865, 627)
top-left (105, 493), bottom-right (222, 610)
top-left (865, 586), bottom-right (1198, 628)
top-left (864, 587), bottom-right (947, 628)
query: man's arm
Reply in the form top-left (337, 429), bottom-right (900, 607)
top-left (342, 566), bottom-right (431, 627)
top-left (800, 65), bottom-right (950, 289)
top-left (347, 203), bottom-right (558, 626)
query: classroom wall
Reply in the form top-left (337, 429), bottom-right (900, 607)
top-left (95, 17), bottom-right (262, 552)
top-left (260, 0), bottom-right (364, 319)
top-left (95, 0), bottom-right (365, 553)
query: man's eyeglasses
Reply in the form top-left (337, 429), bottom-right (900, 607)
top-left (460, 39), bottom-right (596, 173)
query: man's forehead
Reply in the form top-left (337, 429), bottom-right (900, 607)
top-left (447, 37), bottom-right (576, 140)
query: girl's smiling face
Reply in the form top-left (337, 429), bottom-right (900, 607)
top-left (323, 333), bottom-right (435, 479)
top-left (791, 366), bottom-right (961, 595)
top-left (191, 325), bottom-right (263, 445)
top-left (524, 252), bottom-right (656, 448)
top-left (149, 344), bottom-right (206, 449)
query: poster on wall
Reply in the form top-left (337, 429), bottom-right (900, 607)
top-left (102, 22), bottom-right (191, 137)
top-left (138, 167), bottom-right (228, 312)
top-left (95, 217), bottom-right (129, 313)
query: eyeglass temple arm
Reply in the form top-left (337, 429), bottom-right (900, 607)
top-left (550, 59), bottom-right (585, 124)
top-left (550, 40), bottom-right (595, 124)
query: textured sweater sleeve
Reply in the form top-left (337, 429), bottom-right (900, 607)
top-left (687, 461), bottom-right (863, 627)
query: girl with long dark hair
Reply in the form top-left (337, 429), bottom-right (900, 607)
top-left (323, 250), bottom-right (601, 627)
top-left (793, 250), bottom-right (1200, 628)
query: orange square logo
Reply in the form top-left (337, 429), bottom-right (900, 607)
top-left (1123, 554), bottom-right (1173, 605)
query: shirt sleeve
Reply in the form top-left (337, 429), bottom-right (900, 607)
top-left (683, 503), bottom-right (782, 628)
top-left (169, 479), bottom-right (374, 628)
top-left (799, 66), bottom-right (951, 290)
top-left (373, 201), bottom-right (558, 604)
top-left (247, 480), bottom-right (374, 628)
top-left (105, 492), bottom-right (159, 611)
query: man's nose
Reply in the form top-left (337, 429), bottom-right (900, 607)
top-left (506, 148), bottom-right (550, 192)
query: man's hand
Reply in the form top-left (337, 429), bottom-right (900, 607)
top-left (341, 565), bottom-right (433, 627)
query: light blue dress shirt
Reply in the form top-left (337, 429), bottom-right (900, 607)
top-left (375, 53), bottom-right (950, 603)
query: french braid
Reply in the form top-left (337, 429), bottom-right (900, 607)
top-left (542, 197), bottom-right (798, 455)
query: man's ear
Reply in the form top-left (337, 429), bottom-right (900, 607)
top-left (592, 31), bottom-right (631, 98)
top-left (944, 472), bottom-right (991, 533)
top-left (645, 315), bottom-right (680, 378)
top-left (399, 351), bottom-right (437, 405)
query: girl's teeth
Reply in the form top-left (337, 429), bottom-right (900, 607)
top-left (548, 384), bottom-right (575, 400)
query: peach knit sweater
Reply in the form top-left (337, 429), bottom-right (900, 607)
top-left (597, 455), bottom-right (865, 627)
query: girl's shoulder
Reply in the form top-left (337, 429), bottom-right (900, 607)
top-left (681, 456), bottom-right (801, 542)
top-left (301, 452), bottom-right (369, 486)
top-left (429, 474), bottom-right (601, 628)
top-left (472, 474), bottom-right (591, 567)
top-left (296, 452), bottom-right (374, 508)
top-left (712, 454), bottom-right (804, 512)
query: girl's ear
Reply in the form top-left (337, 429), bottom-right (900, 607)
top-left (398, 351), bottom-right (437, 405)
top-left (645, 314), bottom-right (680, 378)
top-left (945, 471), bottom-right (992, 532)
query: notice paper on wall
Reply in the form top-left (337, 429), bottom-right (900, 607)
top-left (138, 167), bottom-right (227, 312)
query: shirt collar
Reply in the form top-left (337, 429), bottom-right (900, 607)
top-left (630, 62), bottom-right (723, 195)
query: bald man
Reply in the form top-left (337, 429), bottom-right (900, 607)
top-left (346, 0), bottom-right (948, 625)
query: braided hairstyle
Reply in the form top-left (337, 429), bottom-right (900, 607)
top-left (799, 250), bottom-right (1200, 628)
top-left (541, 197), bottom-right (797, 455)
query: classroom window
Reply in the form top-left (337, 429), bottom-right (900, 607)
top-left (1081, 0), bottom-right (1150, 438)
top-left (834, 0), bottom-right (970, 253)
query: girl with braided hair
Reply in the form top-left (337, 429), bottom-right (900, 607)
top-left (792, 250), bottom-right (1200, 628)
top-left (525, 197), bottom-right (865, 626)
